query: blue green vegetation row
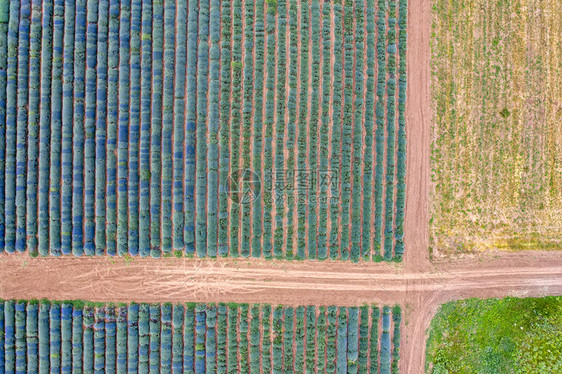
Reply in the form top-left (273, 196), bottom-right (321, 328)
top-left (426, 296), bottom-right (562, 373)
top-left (0, 0), bottom-right (407, 261)
top-left (0, 300), bottom-right (402, 373)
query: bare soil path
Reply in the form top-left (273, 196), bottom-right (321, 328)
top-left (1, 251), bottom-right (561, 372)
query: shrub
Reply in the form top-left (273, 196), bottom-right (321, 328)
top-left (26, 302), bottom-right (39, 372)
top-left (71, 306), bottom-right (83, 372)
top-left (82, 305), bottom-right (94, 372)
top-left (105, 0), bottom-right (120, 256)
top-left (217, 304), bottom-right (228, 373)
top-left (3, 300), bottom-right (15, 371)
top-left (206, 0), bottom-right (221, 257)
top-left (183, 303), bottom-right (195, 370)
top-left (227, 303), bottom-right (239, 372)
top-left (195, 304), bottom-right (206, 372)
top-left (160, 303), bottom-right (172, 372)
top-left (195, 0), bottom-right (210, 258)
top-left (336, 307), bottom-right (348, 372)
top-left (370, 307), bottom-right (380, 374)
top-left (326, 306), bottom-right (337, 371)
top-left (137, 0), bottom-right (152, 257)
top-left (160, 0), bottom-right (175, 255)
top-left (171, 304), bottom-right (183, 372)
top-left (351, 0), bottom-right (365, 262)
top-left (239, 0), bottom-right (255, 258)
top-left (347, 307), bottom-right (359, 373)
top-left (206, 305), bottom-right (218, 372)
top-left (15, 302), bottom-right (26, 372)
top-left (247, 306), bottom-right (260, 373)
top-left (147, 0), bottom-right (162, 257)
top-left (36, 0), bottom-right (53, 255)
top-left (116, 0), bottom-right (131, 256)
top-left (283, 307), bottom-right (294, 371)
top-left (25, 0), bottom-right (42, 255)
top-left (317, 1), bottom-right (331, 260)
top-left (329, 0), bottom-right (344, 260)
top-left (380, 306), bottom-right (392, 374)
top-left (294, 306), bottom-right (305, 372)
top-left (138, 304), bottom-right (150, 371)
top-left (127, 303), bottom-right (139, 369)
top-left (93, 307), bottom-right (105, 372)
top-left (217, 0), bottom-right (231, 257)
top-left (316, 307), bottom-right (327, 372)
top-left (71, 0), bottom-right (87, 256)
top-left (105, 306), bottom-right (117, 371)
top-left (95, 0), bottom-right (109, 255)
top-left (392, 306), bottom-right (402, 372)
top-left (261, 0), bottom-right (276, 259)
top-left (273, 0), bottom-right (288, 259)
top-left (272, 306), bottom-right (283, 372)
top-left (261, 305), bottom-right (272, 374)
top-left (14, 0), bottom-right (30, 253)
top-left (251, 0), bottom-right (265, 258)
top-left (116, 306), bottom-right (127, 372)
top-left (61, 304), bottom-right (73, 372)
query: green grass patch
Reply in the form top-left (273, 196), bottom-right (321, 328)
top-left (426, 296), bottom-right (562, 373)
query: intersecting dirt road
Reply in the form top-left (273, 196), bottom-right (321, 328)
top-left (1, 0), bottom-right (561, 373)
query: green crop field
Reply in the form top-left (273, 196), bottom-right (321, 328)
top-left (0, 0), bottom-right (408, 262)
top-left (425, 296), bottom-right (562, 373)
top-left (0, 300), bottom-right (402, 373)
top-left (430, 0), bottom-right (562, 255)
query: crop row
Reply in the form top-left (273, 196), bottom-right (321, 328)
top-left (0, 300), bottom-right (402, 373)
top-left (0, 0), bottom-right (407, 261)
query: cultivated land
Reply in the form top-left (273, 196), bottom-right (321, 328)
top-left (430, 0), bottom-right (562, 255)
top-left (0, 0), bottom-right (561, 372)
top-left (0, 0), bottom-right (406, 261)
top-left (0, 300), bottom-right (403, 372)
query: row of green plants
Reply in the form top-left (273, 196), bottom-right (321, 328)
top-left (350, 0), bottom-right (366, 262)
top-left (305, 0), bottom-right (320, 259)
top-left (273, 0), bottom-right (287, 259)
top-left (329, 0), bottom-right (343, 260)
top-left (260, 0), bottom-right (276, 259)
top-left (394, 0), bottom-right (408, 259)
top-left (251, 0), bottom-right (265, 258)
top-left (0, 301), bottom-right (401, 372)
top-left (206, 0), bottom-right (221, 257)
top-left (240, 0), bottom-right (255, 257)
top-left (217, 0), bottom-right (232, 257)
top-left (317, 0), bottom-right (331, 259)
top-left (285, 0), bottom-right (298, 260)
top-left (228, 0), bottom-right (243, 258)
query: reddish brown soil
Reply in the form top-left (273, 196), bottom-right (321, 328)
top-left (1, 251), bottom-right (561, 372)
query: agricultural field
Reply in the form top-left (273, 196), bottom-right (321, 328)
top-left (425, 296), bottom-right (562, 373)
top-left (0, 0), bottom-right (407, 261)
top-left (430, 0), bottom-right (562, 255)
top-left (0, 300), bottom-right (402, 373)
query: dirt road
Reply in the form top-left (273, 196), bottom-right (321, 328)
top-left (1, 251), bottom-right (561, 373)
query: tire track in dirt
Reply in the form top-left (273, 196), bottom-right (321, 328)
top-left (0, 251), bottom-right (561, 372)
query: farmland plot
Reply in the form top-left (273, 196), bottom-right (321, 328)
top-left (431, 0), bottom-right (562, 255)
top-left (0, 300), bottom-right (402, 373)
top-left (0, 0), bottom-right (407, 261)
